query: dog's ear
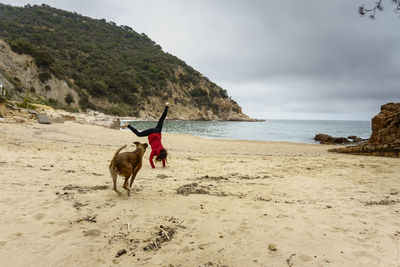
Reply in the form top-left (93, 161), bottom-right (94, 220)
top-left (144, 143), bottom-right (148, 148)
top-left (133, 141), bottom-right (140, 146)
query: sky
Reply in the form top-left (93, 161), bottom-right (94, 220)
top-left (1, 0), bottom-right (399, 120)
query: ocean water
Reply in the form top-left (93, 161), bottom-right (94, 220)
top-left (122, 119), bottom-right (372, 144)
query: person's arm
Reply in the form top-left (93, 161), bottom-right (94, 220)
top-left (149, 150), bottom-right (156, 168)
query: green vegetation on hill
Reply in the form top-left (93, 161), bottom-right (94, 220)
top-left (0, 3), bottom-right (230, 116)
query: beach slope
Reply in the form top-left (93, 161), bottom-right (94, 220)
top-left (0, 121), bottom-right (399, 266)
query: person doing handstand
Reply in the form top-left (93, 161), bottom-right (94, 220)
top-left (121, 103), bottom-right (169, 168)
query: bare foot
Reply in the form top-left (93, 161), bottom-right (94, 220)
top-left (121, 123), bottom-right (129, 129)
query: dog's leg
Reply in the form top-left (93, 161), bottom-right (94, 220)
top-left (122, 175), bottom-right (131, 196)
top-left (129, 162), bottom-right (142, 188)
top-left (111, 171), bottom-right (121, 195)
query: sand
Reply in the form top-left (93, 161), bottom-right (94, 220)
top-left (0, 120), bottom-right (399, 266)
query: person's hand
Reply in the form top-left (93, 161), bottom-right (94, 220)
top-left (165, 102), bottom-right (169, 107)
top-left (120, 123), bottom-right (129, 129)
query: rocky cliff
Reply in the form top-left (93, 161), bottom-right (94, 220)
top-left (329, 103), bottom-right (400, 157)
top-left (0, 39), bottom-right (80, 108)
top-left (369, 103), bottom-right (400, 144)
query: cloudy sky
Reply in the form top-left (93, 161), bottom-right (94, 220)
top-left (2, 0), bottom-right (399, 120)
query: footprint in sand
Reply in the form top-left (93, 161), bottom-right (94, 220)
top-left (187, 218), bottom-right (197, 224)
top-left (12, 232), bottom-right (23, 238)
top-left (0, 241), bottom-right (6, 247)
top-left (238, 220), bottom-right (250, 232)
top-left (298, 254), bottom-right (313, 262)
top-left (83, 229), bottom-right (101, 237)
top-left (284, 227), bottom-right (294, 232)
top-left (54, 228), bottom-right (71, 236)
top-left (33, 213), bottom-right (45, 220)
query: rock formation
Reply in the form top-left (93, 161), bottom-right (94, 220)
top-left (329, 102), bottom-right (400, 157)
top-left (314, 134), bottom-right (350, 144)
top-left (369, 103), bottom-right (400, 144)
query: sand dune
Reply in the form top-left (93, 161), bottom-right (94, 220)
top-left (0, 121), bottom-right (399, 266)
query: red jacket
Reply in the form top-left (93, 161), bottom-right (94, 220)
top-left (148, 132), bottom-right (165, 168)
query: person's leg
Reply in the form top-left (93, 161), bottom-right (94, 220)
top-left (155, 105), bottom-right (169, 130)
top-left (127, 125), bottom-right (159, 137)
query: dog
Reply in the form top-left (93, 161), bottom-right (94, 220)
top-left (109, 142), bottom-right (148, 196)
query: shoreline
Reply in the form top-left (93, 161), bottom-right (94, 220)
top-left (1, 103), bottom-right (369, 144)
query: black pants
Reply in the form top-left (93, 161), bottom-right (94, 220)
top-left (127, 106), bottom-right (168, 137)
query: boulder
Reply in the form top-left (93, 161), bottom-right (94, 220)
top-left (37, 113), bottom-right (51, 124)
top-left (314, 134), bottom-right (349, 144)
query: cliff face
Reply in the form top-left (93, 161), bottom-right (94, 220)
top-left (329, 102), bottom-right (400, 157)
top-left (369, 103), bottom-right (400, 144)
top-left (0, 39), bottom-right (251, 121)
top-left (0, 39), bottom-right (79, 108)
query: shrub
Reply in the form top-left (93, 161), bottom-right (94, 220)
top-left (65, 93), bottom-right (74, 105)
top-left (189, 87), bottom-right (208, 97)
top-left (33, 49), bottom-right (54, 68)
top-left (48, 98), bottom-right (59, 106)
top-left (14, 85), bottom-right (24, 93)
top-left (11, 77), bottom-right (21, 86)
top-left (79, 95), bottom-right (97, 111)
top-left (16, 97), bottom-right (36, 110)
top-left (38, 72), bottom-right (51, 83)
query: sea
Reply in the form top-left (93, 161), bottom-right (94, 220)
top-left (122, 119), bottom-right (372, 144)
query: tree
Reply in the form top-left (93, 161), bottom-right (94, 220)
top-left (359, 0), bottom-right (400, 19)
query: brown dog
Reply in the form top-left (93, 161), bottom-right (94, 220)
top-left (109, 142), bottom-right (148, 196)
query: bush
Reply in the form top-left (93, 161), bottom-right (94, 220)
top-left (88, 81), bottom-right (108, 97)
top-left (79, 95), bottom-right (97, 111)
top-left (16, 97), bottom-right (36, 110)
top-left (65, 93), bottom-right (74, 105)
top-left (14, 85), bottom-right (24, 93)
top-left (11, 76), bottom-right (21, 86)
top-left (48, 98), bottom-right (59, 107)
top-left (8, 39), bottom-right (35, 55)
top-left (189, 87), bottom-right (208, 97)
top-left (33, 49), bottom-right (54, 68)
top-left (38, 72), bottom-right (51, 83)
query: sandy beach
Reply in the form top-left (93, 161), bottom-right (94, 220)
top-left (0, 120), bottom-right (399, 267)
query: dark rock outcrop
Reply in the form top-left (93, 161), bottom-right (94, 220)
top-left (329, 143), bottom-right (400, 157)
top-left (329, 103), bottom-right (400, 157)
top-left (314, 134), bottom-right (349, 144)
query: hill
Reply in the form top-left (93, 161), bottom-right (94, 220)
top-left (0, 3), bottom-right (251, 120)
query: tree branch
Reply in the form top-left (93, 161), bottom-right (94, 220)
top-left (359, 0), bottom-right (400, 19)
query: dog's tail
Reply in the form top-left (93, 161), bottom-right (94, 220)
top-left (109, 144), bottom-right (127, 169)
